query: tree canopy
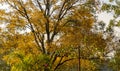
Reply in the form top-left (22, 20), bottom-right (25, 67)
top-left (0, 0), bottom-right (120, 71)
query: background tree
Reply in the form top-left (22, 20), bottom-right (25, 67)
top-left (98, 0), bottom-right (120, 70)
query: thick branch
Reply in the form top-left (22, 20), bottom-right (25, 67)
top-left (36, 0), bottom-right (44, 12)
top-left (50, 0), bottom-right (77, 41)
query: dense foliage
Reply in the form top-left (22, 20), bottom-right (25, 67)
top-left (0, 0), bottom-right (120, 71)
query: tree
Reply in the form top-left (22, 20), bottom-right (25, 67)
top-left (99, 0), bottom-right (120, 70)
top-left (0, 0), bottom-right (109, 71)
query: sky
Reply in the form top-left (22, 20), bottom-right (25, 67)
top-left (97, 11), bottom-right (120, 37)
top-left (97, 12), bottom-right (113, 25)
top-left (98, 0), bottom-right (114, 25)
top-left (0, 0), bottom-right (113, 25)
top-left (0, 0), bottom-right (119, 35)
top-left (97, 0), bottom-right (120, 37)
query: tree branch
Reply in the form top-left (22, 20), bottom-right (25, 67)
top-left (36, 0), bottom-right (44, 12)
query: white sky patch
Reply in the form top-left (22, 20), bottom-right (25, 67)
top-left (97, 12), bottom-right (113, 26)
top-left (113, 27), bottom-right (120, 37)
top-left (0, 4), bottom-right (9, 10)
top-left (0, 24), bottom-right (5, 28)
top-left (97, 12), bottom-right (120, 38)
top-left (100, 0), bottom-right (116, 5)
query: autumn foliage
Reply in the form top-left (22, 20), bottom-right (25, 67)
top-left (0, 0), bottom-right (116, 71)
